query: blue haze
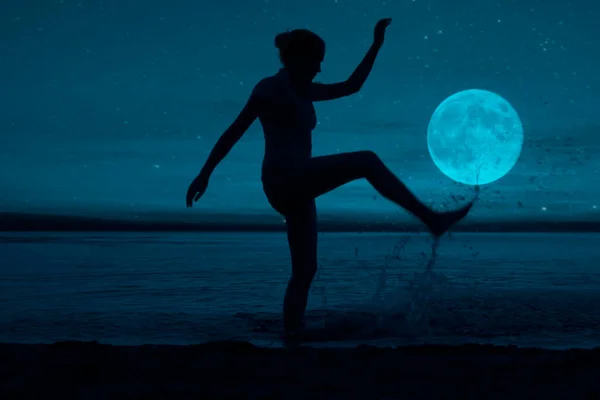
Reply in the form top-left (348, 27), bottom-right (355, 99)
top-left (0, 0), bottom-right (599, 222)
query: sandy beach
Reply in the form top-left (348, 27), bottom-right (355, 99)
top-left (1, 340), bottom-right (600, 399)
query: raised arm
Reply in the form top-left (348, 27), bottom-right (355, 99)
top-left (309, 18), bottom-right (392, 102)
top-left (309, 42), bottom-right (382, 101)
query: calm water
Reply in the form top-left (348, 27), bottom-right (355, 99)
top-left (1, 232), bottom-right (599, 349)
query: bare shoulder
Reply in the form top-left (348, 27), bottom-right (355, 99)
top-left (251, 75), bottom-right (278, 99)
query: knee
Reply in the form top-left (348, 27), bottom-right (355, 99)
top-left (291, 262), bottom-right (317, 287)
top-left (356, 150), bottom-right (381, 171)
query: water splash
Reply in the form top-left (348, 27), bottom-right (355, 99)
top-left (307, 181), bottom-right (483, 342)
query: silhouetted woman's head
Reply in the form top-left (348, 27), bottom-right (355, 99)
top-left (275, 29), bottom-right (325, 82)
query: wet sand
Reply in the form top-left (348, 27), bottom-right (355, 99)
top-left (2, 340), bottom-right (600, 399)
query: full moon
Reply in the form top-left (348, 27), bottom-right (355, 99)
top-left (427, 89), bottom-right (524, 185)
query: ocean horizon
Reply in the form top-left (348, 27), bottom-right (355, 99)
top-left (2, 211), bottom-right (600, 233)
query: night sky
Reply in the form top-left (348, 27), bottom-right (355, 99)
top-left (1, 0), bottom-right (598, 224)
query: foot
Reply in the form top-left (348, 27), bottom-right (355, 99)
top-left (428, 201), bottom-right (474, 238)
top-left (283, 326), bottom-right (305, 348)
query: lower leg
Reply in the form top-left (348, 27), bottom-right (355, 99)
top-left (363, 155), bottom-right (437, 227)
top-left (283, 275), bottom-right (313, 332)
top-left (362, 153), bottom-right (473, 236)
top-left (282, 201), bottom-right (318, 334)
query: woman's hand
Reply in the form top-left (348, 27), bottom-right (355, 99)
top-left (186, 172), bottom-right (210, 208)
top-left (374, 18), bottom-right (392, 47)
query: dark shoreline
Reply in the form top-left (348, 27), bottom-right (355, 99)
top-left (1, 340), bottom-right (600, 399)
top-left (1, 212), bottom-right (600, 233)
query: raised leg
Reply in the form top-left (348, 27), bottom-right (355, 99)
top-left (288, 151), bottom-right (472, 236)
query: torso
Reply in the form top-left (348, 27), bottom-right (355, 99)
top-left (252, 68), bottom-right (317, 184)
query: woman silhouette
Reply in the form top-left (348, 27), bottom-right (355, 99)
top-left (186, 18), bottom-right (474, 339)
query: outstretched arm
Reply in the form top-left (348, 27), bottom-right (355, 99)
top-left (310, 42), bottom-right (382, 101)
top-left (199, 95), bottom-right (260, 177)
top-left (309, 18), bottom-right (392, 102)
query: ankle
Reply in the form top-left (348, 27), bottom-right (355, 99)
top-left (284, 320), bottom-right (304, 334)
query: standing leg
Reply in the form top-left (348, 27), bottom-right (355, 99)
top-left (282, 200), bottom-right (318, 334)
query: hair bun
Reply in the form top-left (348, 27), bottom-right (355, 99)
top-left (275, 31), bottom-right (291, 50)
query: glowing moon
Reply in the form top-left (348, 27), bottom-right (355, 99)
top-left (427, 89), bottom-right (524, 185)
